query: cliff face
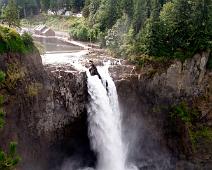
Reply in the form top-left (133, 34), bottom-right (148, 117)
top-left (112, 52), bottom-right (212, 169)
top-left (0, 49), bottom-right (211, 170)
top-left (0, 51), bottom-right (94, 170)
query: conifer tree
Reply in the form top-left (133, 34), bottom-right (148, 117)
top-left (2, 0), bottom-right (20, 27)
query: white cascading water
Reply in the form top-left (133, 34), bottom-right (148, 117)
top-left (86, 63), bottom-right (126, 170)
top-left (86, 62), bottom-right (138, 170)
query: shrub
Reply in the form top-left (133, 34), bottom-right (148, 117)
top-left (4, 63), bottom-right (26, 90)
top-left (69, 20), bottom-right (99, 42)
top-left (0, 26), bottom-right (24, 53)
top-left (191, 126), bottom-right (212, 144)
top-left (0, 25), bottom-right (35, 54)
top-left (21, 32), bottom-right (34, 50)
top-left (0, 142), bottom-right (20, 170)
top-left (0, 69), bottom-right (20, 169)
top-left (0, 71), bottom-right (5, 83)
top-left (170, 102), bottom-right (198, 123)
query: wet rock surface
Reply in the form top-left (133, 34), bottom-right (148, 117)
top-left (112, 52), bottom-right (211, 169)
top-left (0, 51), bottom-right (94, 170)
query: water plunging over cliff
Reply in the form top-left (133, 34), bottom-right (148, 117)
top-left (86, 65), bottom-right (125, 170)
top-left (42, 51), bottom-right (139, 170)
top-left (86, 63), bottom-right (137, 170)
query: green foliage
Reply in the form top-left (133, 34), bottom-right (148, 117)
top-left (69, 19), bottom-right (99, 41)
top-left (1, 0), bottom-right (85, 18)
top-left (4, 63), bottom-right (26, 90)
top-left (95, 0), bottom-right (121, 32)
top-left (137, 0), bottom-right (212, 59)
top-left (0, 25), bottom-right (35, 54)
top-left (105, 15), bottom-right (131, 56)
top-left (21, 32), bottom-right (34, 51)
top-left (170, 102), bottom-right (198, 124)
top-left (0, 142), bottom-right (20, 170)
top-left (81, 0), bottom-right (212, 61)
top-left (40, 0), bottom-right (50, 12)
top-left (0, 71), bottom-right (5, 83)
top-left (169, 101), bottom-right (212, 153)
top-left (82, 5), bottom-right (90, 18)
top-left (0, 70), bottom-right (20, 169)
top-left (1, 0), bottom-right (20, 28)
top-left (191, 126), bottom-right (212, 145)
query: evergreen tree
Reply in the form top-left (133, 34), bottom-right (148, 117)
top-left (95, 0), bottom-right (121, 31)
top-left (132, 0), bottom-right (149, 34)
top-left (191, 0), bottom-right (212, 51)
top-left (82, 0), bottom-right (90, 18)
top-left (40, 0), bottom-right (50, 12)
top-left (2, 0), bottom-right (20, 27)
top-left (121, 0), bottom-right (133, 19)
top-left (88, 0), bottom-right (101, 25)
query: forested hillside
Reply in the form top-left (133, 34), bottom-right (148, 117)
top-left (81, 0), bottom-right (212, 60)
top-left (0, 0), bottom-right (85, 16)
top-left (0, 1), bottom-right (211, 170)
top-left (0, 0), bottom-right (211, 61)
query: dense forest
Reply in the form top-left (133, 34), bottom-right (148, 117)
top-left (0, 0), bottom-right (85, 16)
top-left (0, 1), bottom-right (212, 170)
top-left (81, 0), bottom-right (212, 60)
top-left (0, 0), bottom-right (211, 61)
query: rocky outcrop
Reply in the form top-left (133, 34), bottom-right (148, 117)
top-left (0, 51), bottom-right (94, 170)
top-left (0, 48), bottom-right (211, 170)
top-left (37, 66), bottom-right (87, 135)
top-left (111, 52), bottom-right (211, 169)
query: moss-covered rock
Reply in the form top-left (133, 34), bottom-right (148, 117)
top-left (0, 25), bottom-right (35, 54)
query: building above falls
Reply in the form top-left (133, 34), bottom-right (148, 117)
top-left (34, 25), bottom-right (55, 36)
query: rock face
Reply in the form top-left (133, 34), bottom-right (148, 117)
top-left (0, 49), bottom-right (211, 170)
top-left (112, 52), bottom-right (211, 169)
top-left (0, 51), bottom-right (94, 170)
top-left (37, 66), bottom-right (87, 135)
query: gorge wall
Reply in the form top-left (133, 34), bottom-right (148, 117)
top-left (112, 52), bottom-right (212, 169)
top-left (0, 49), bottom-right (211, 170)
top-left (0, 50), bottom-right (94, 170)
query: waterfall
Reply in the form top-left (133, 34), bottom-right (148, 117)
top-left (85, 63), bottom-right (138, 170)
top-left (86, 64), bottom-right (126, 170)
